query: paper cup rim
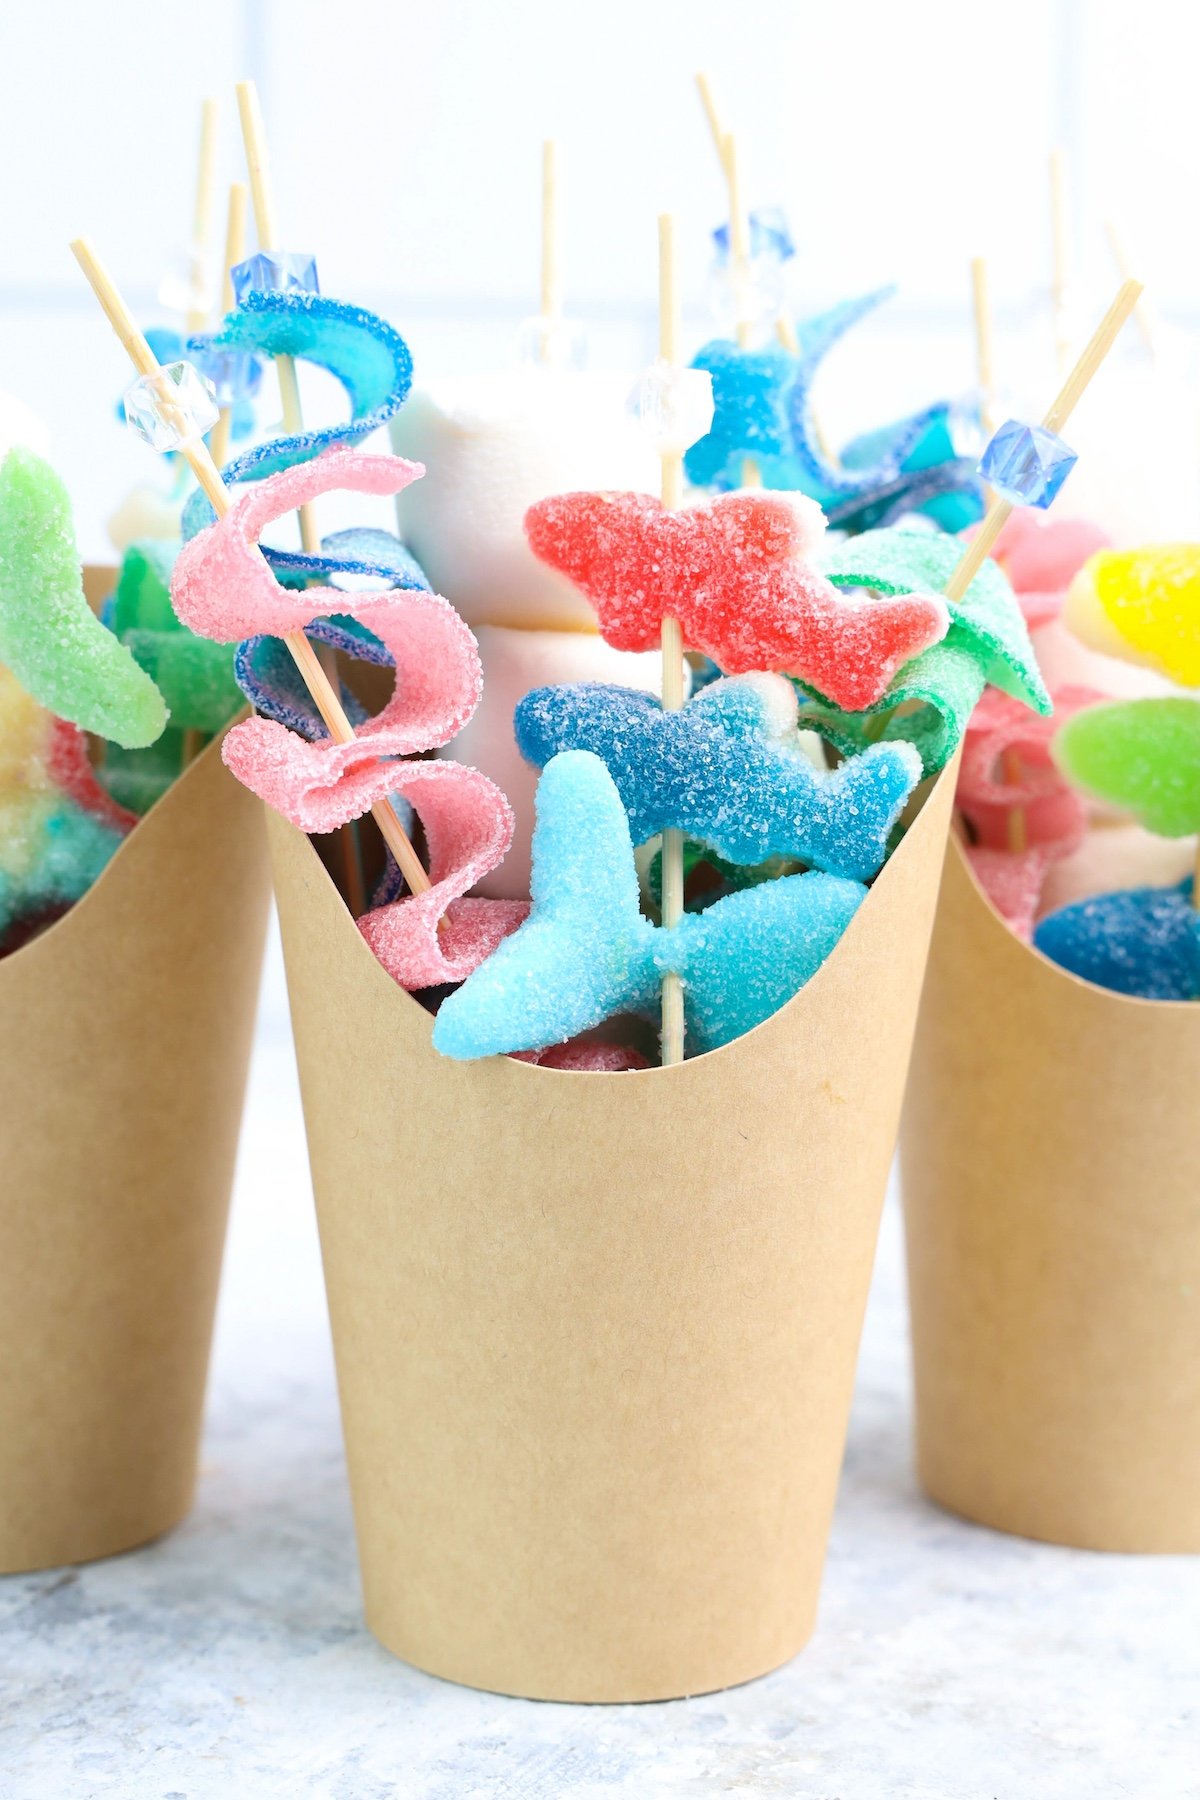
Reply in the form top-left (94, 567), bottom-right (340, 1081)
top-left (271, 755), bottom-right (958, 1081)
top-left (950, 831), bottom-right (1199, 1015)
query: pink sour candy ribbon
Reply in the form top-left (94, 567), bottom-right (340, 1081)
top-left (524, 488), bottom-right (949, 710)
top-left (172, 447), bottom-right (525, 989)
top-left (985, 512), bottom-right (1111, 630)
top-left (958, 684), bottom-right (1104, 859)
top-left (963, 843), bottom-right (1052, 941)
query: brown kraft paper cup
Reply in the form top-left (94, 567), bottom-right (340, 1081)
top-left (901, 835), bottom-right (1200, 1552)
top-left (0, 695), bottom-right (270, 1573)
top-left (266, 760), bottom-right (958, 1702)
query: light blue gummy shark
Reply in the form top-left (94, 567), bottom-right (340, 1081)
top-left (514, 673), bottom-right (921, 884)
top-left (432, 750), bottom-right (868, 1062)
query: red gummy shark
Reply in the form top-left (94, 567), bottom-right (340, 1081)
top-left (524, 488), bottom-right (949, 711)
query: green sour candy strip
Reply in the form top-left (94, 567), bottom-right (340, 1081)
top-left (100, 730), bottom-right (186, 817)
top-left (0, 448), bottom-right (168, 748)
top-left (113, 539), bottom-right (179, 635)
top-left (122, 630), bottom-right (241, 734)
top-left (792, 638), bottom-right (987, 775)
top-left (1053, 696), bottom-right (1200, 838)
top-left (822, 526), bottom-right (1050, 718)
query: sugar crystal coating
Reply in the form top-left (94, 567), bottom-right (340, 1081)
top-left (173, 446), bottom-right (523, 989)
top-left (515, 673), bottom-right (921, 882)
top-left (0, 448), bottom-right (168, 748)
top-left (1064, 544), bottom-right (1200, 687)
top-left (524, 489), bottom-right (949, 708)
top-left (0, 668), bottom-right (134, 947)
top-left (433, 750), bottom-right (868, 1060)
top-left (1052, 697), bottom-right (1200, 838)
top-left (1034, 879), bottom-right (1200, 1001)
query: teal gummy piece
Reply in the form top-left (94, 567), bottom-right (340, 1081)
top-left (822, 525), bottom-right (1049, 715)
top-left (0, 449), bottom-right (168, 748)
top-left (99, 731), bottom-right (185, 817)
top-left (433, 750), bottom-right (866, 1061)
top-left (0, 800), bottom-right (126, 934)
top-left (112, 539), bottom-right (179, 635)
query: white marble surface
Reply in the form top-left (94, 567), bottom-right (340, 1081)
top-left (2, 921), bottom-right (1198, 1800)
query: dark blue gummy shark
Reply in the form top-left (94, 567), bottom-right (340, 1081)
top-left (514, 673), bottom-right (922, 884)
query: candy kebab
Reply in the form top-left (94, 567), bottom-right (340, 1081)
top-left (228, 79), bottom-right (365, 914)
top-left (71, 239), bottom-right (433, 905)
top-left (430, 225), bottom-right (950, 1064)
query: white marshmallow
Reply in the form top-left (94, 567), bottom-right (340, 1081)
top-left (389, 372), bottom-right (658, 630)
top-left (1040, 823), bottom-right (1196, 918)
top-left (445, 625), bottom-right (664, 900)
top-left (0, 391), bottom-right (50, 461)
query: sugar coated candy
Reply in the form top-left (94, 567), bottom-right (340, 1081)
top-left (964, 845), bottom-right (1051, 942)
top-left (110, 540), bottom-right (243, 735)
top-left (0, 449), bottom-right (168, 748)
top-left (182, 291), bottom-right (414, 573)
top-left (1041, 821), bottom-right (1197, 919)
top-left (1034, 879), bottom-right (1200, 1002)
top-left (515, 673), bottom-right (921, 882)
top-left (797, 525), bottom-right (1050, 773)
top-left (1052, 697), bottom-right (1200, 838)
top-left (390, 373), bottom-right (658, 631)
top-left (1064, 545), bottom-right (1200, 688)
top-left (524, 489), bottom-right (949, 708)
top-left (446, 626), bottom-right (665, 901)
top-left (511, 1041), bottom-right (649, 1072)
top-left (433, 749), bottom-right (867, 1061)
top-left (0, 668), bottom-right (134, 947)
top-left (173, 446), bottom-right (526, 990)
top-left (683, 342), bottom-right (797, 490)
top-left (988, 511), bottom-right (1111, 630)
top-left (957, 684), bottom-right (1102, 860)
top-left (784, 288), bottom-right (983, 529)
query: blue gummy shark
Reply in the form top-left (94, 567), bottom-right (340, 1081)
top-left (432, 749), bottom-right (867, 1061)
top-left (684, 287), bottom-right (984, 531)
top-left (514, 673), bottom-right (921, 883)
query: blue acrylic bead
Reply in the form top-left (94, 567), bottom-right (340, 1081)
top-left (978, 418), bottom-right (1078, 509)
top-left (712, 206), bottom-right (795, 264)
top-left (188, 339), bottom-right (264, 407)
top-left (230, 250), bottom-right (320, 304)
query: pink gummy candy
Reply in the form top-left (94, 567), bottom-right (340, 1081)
top-left (173, 446), bottom-right (523, 991)
top-left (964, 844), bottom-right (1052, 941)
top-left (510, 1041), bottom-right (649, 1072)
top-left (986, 512), bottom-right (1111, 630)
top-left (958, 684), bottom-right (1103, 858)
top-left (524, 489), bottom-right (949, 710)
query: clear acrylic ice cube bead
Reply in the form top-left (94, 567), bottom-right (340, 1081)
top-left (124, 361), bottom-right (219, 453)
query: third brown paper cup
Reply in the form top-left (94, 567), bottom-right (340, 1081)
top-left (267, 762), bottom-right (957, 1702)
top-left (901, 836), bottom-right (1200, 1552)
top-left (0, 724), bottom-right (270, 1574)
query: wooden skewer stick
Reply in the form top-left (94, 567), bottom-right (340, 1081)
top-left (235, 79), bottom-right (366, 913)
top-left (723, 134), bottom-right (761, 489)
top-left (970, 255), bottom-right (996, 438)
top-left (539, 138), bottom-right (562, 362)
top-left (658, 214), bottom-right (687, 1069)
top-left (1104, 219), bottom-right (1158, 359)
top-left (943, 279), bottom-right (1144, 607)
top-left (209, 182), bottom-right (248, 470)
top-left (235, 80), bottom-right (319, 559)
top-left (186, 98), bottom-right (220, 335)
top-left (71, 236), bottom-right (430, 897)
top-left (1049, 147), bottom-right (1071, 376)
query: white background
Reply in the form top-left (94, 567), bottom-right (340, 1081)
top-left (1, 0), bottom-right (1197, 553)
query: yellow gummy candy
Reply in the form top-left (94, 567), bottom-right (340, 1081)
top-left (1064, 545), bottom-right (1200, 689)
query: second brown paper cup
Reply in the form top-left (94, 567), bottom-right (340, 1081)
top-left (901, 836), bottom-right (1200, 1552)
top-left (0, 728), bottom-right (269, 1574)
top-left (268, 763), bottom-right (957, 1702)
